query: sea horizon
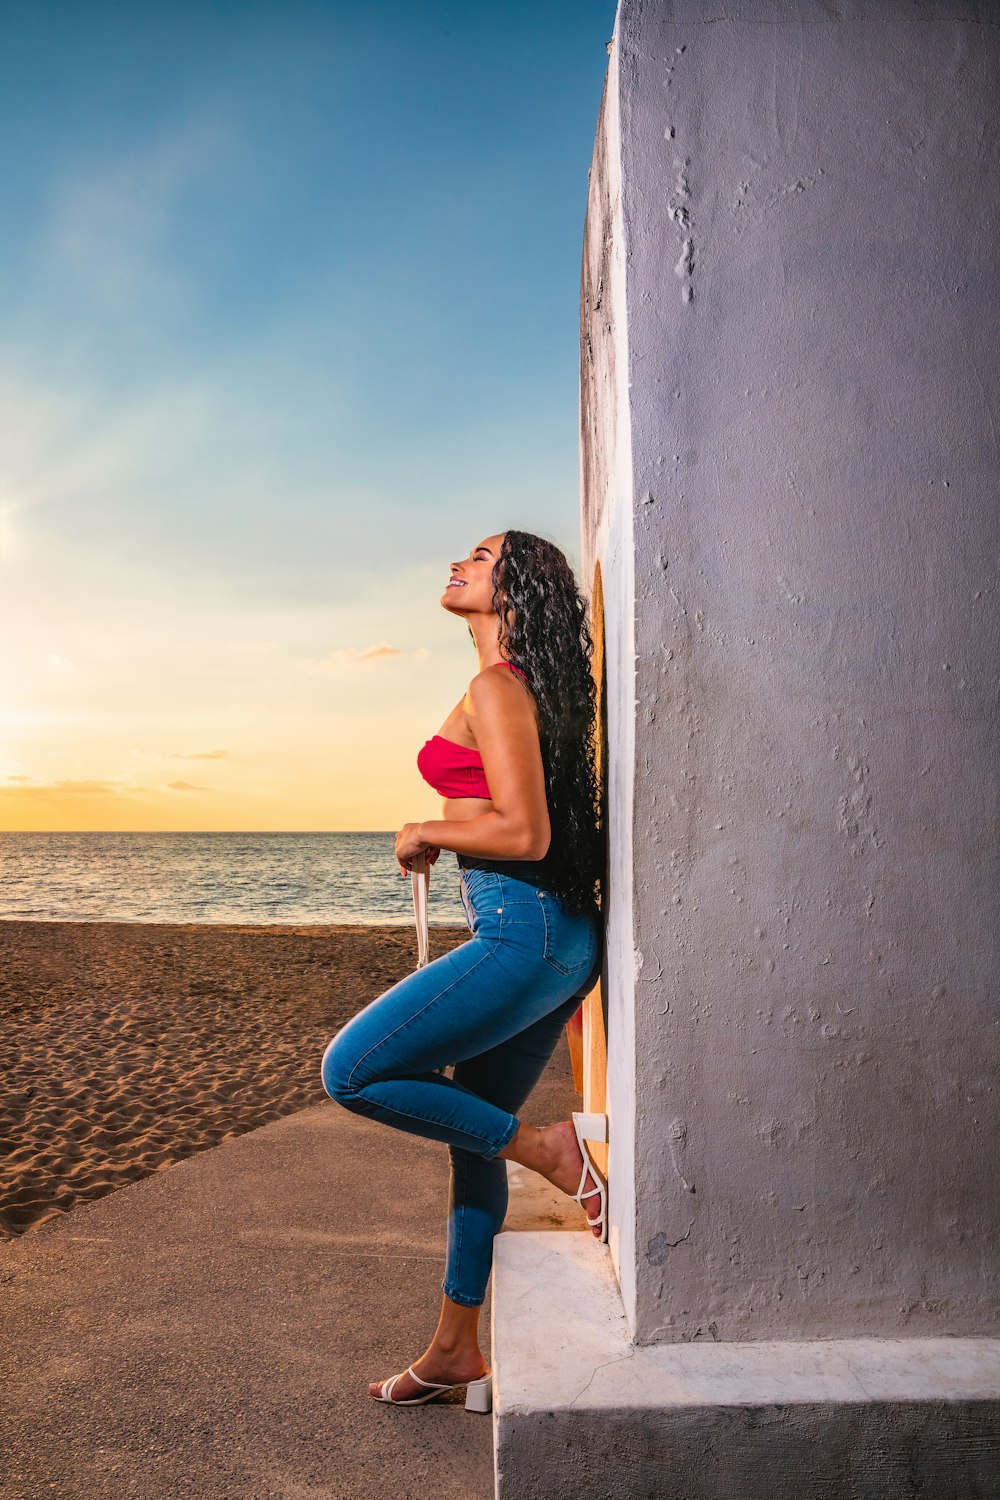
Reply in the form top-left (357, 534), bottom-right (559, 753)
top-left (0, 831), bottom-right (467, 927)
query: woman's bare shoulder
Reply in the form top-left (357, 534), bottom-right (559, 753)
top-left (467, 663), bottom-right (532, 700)
top-left (465, 666), bottom-right (539, 736)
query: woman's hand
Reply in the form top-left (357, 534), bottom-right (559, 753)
top-left (395, 822), bottom-right (441, 877)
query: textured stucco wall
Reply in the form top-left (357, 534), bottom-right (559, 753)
top-left (582, 0), bottom-right (1000, 1345)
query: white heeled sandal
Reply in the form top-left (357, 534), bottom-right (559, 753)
top-left (370, 1364), bottom-right (493, 1413)
top-left (571, 1111), bottom-right (609, 1244)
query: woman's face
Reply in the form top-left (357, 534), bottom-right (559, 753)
top-left (441, 533), bottom-right (507, 618)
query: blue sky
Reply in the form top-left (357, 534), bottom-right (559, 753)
top-left (0, 0), bottom-right (616, 830)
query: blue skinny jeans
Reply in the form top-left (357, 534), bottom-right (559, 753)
top-left (320, 863), bottom-right (602, 1308)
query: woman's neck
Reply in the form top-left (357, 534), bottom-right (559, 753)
top-left (467, 616), bottom-right (512, 674)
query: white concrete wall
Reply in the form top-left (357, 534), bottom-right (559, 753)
top-left (581, 0), bottom-right (1000, 1345)
top-left (579, 45), bottom-right (639, 1330)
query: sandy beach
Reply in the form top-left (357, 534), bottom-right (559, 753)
top-left (0, 918), bottom-right (468, 1239)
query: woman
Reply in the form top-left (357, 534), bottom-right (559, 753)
top-left (320, 529), bottom-right (607, 1412)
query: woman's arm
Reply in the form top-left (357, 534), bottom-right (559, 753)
top-left (417, 668), bottom-right (551, 861)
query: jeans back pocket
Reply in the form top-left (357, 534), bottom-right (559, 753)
top-left (535, 889), bottom-right (597, 976)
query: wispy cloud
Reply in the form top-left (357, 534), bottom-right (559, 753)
top-left (360, 643), bottom-right (405, 660)
top-left (166, 780), bottom-right (209, 792)
top-left (291, 643), bottom-right (431, 678)
top-left (44, 115), bottom-right (237, 315)
top-left (0, 778), bottom-right (145, 799)
top-left (0, 360), bottom-right (396, 611)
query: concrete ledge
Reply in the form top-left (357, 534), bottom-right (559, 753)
top-left (492, 1233), bottom-right (1000, 1500)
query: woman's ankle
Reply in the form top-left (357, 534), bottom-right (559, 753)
top-left (498, 1120), bottom-right (551, 1172)
top-left (430, 1332), bottom-right (479, 1357)
top-left (421, 1339), bottom-right (487, 1374)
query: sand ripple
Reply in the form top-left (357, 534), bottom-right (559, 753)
top-left (0, 919), bottom-right (465, 1238)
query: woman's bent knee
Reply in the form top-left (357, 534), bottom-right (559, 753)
top-left (320, 1031), bottom-right (360, 1105)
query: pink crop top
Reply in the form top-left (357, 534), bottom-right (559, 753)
top-left (417, 661), bottom-right (530, 799)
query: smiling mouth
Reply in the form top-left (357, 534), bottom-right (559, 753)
top-left (447, 580), bottom-right (468, 588)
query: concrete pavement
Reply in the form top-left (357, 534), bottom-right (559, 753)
top-left (1, 1032), bottom-right (580, 1500)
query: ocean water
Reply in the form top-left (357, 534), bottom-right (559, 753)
top-left (0, 832), bottom-right (469, 926)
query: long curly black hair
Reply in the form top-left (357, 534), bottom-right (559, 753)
top-left (488, 530), bottom-right (605, 917)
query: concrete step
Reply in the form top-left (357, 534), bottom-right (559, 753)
top-left (492, 1232), bottom-right (1000, 1500)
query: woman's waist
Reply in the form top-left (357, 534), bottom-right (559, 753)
top-left (455, 851), bottom-right (553, 888)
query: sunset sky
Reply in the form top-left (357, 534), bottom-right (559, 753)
top-left (1, 1), bottom-right (615, 833)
